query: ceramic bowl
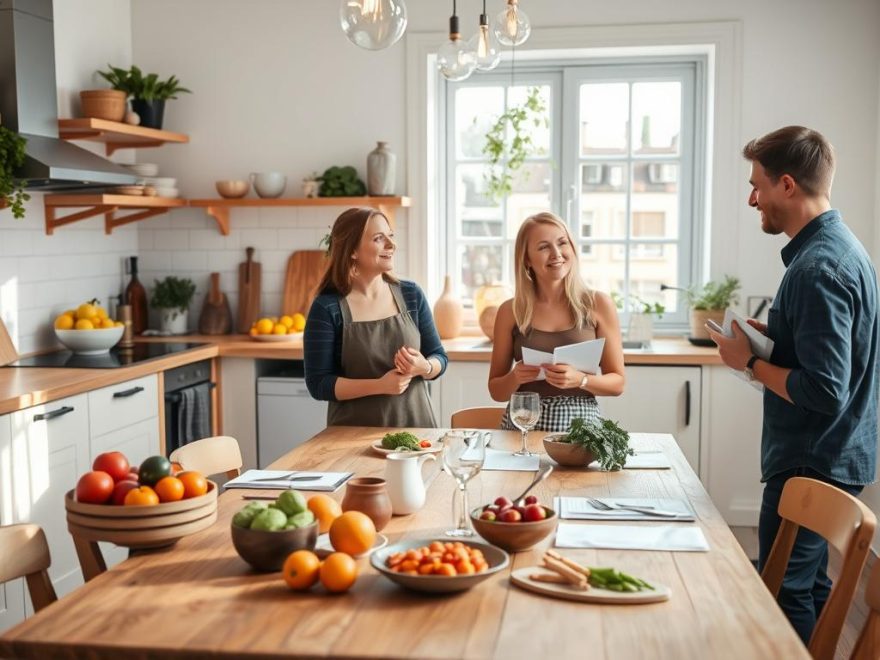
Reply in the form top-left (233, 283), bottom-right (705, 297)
top-left (55, 326), bottom-right (123, 355)
top-left (370, 538), bottom-right (509, 594)
top-left (155, 187), bottom-right (179, 198)
top-left (152, 177), bottom-right (177, 188)
top-left (215, 180), bottom-right (249, 199)
top-left (230, 520), bottom-right (318, 572)
top-left (470, 506), bottom-right (558, 552)
top-left (542, 433), bottom-right (597, 467)
top-left (124, 163), bottom-right (159, 177)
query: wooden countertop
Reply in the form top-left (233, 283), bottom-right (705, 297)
top-left (0, 336), bottom-right (719, 416)
top-left (0, 428), bottom-right (807, 659)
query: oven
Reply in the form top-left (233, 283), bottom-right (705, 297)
top-left (163, 359), bottom-right (215, 456)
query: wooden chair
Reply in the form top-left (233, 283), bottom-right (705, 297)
top-left (761, 477), bottom-right (877, 660)
top-left (0, 524), bottom-right (57, 612)
top-left (169, 435), bottom-right (243, 479)
top-left (450, 406), bottom-right (505, 429)
top-left (850, 559), bottom-right (880, 659)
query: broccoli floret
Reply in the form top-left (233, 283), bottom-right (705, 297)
top-left (381, 431), bottom-right (421, 451)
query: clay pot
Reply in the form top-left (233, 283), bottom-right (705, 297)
top-left (433, 275), bottom-right (463, 339)
top-left (341, 477), bottom-right (392, 531)
top-left (80, 90), bottom-right (127, 122)
top-left (689, 309), bottom-right (725, 340)
top-left (479, 306), bottom-right (499, 340)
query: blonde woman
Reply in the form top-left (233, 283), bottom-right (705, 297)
top-left (488, 212), bottom-right (625, 431)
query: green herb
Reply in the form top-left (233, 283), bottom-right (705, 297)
top-left (686, 275), bottom-right (740, 311)
top-left (558, 417), bottom-right (633, 471)
top-left (0, 126), bottom-right (30, 219)
top-left (611, 292), bottom-right (665, 318)
top-left (151, 276), bottom-right (196, 311)
top-left (587, 567), bottom-right (654, 592)
top-left (317, 166), bottom-right (366, 197)
top-left (381, 431), bottom-right (421, 451)
top-left (98, 64), bottom-right (191, 101)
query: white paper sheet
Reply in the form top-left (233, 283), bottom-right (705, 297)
top-left (461, 447), bottom-right (540, 471)
top-left (555, 523), bottom-right (709, 552)
top-left (224, 470), bottom-right (353, 492)
top-left (721, 309), bottom-right (775, 391)
top-left (521, 347), bottom-right (554, 380)
top-left (520, 338), bottom-right (606, 381)
top-left (555, 496), bottom-right (695, 521)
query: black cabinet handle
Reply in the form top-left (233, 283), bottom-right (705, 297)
top-left (684, 380), bottom-right (691, 427)
top-left (113, 386), bottom-right (145, 399)
top-left (33, 406), bottom-right (74, 422)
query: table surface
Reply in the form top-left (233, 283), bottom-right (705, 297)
top-left (0, 428), bottom-right (806, 659)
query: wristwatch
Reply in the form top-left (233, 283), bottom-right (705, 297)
top-left (579, 374), bottom-right (589, 389)
top-left (425, 359), bottom-right (434, 376)
top-left (743, 355), bottom-right (759, 382)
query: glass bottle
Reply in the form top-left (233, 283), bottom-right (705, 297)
top-left (124, 256), bottom-right (148, 335)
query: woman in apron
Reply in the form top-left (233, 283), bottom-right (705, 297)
top-left (488, 212), bottom-right (625, 432)
top-left (304, 208), bottom-right (447, 427)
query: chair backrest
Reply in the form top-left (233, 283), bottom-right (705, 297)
top-left (760, 477), bottom-right (877, 660)
top-left (0, 524), bottom-right (57, 612)
top-left (450, 406), bottom-right (505, 429)
top-left (169, 435), bottom-right (243, 479)
top-left (850, 560), bottom-right (880, 660)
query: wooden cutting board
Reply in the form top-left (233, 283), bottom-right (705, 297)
top-left (236, 246), bottom-right (262, 333)
top-left (0, 316), bottom-right (18, 366)
top-left (282, 250), bottom-right (328, 317)
top-left (198, 272), bottom-right (232, 335)
top-left (510, 567), bottom-right (670, 604)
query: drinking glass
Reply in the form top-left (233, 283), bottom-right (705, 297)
top-left (442, 431), bottom-right (485, 537)
top-left (510, 391), bottom-right (540, 456)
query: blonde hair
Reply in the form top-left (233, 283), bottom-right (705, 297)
top-left (513, 212), bottom-right (595, 333)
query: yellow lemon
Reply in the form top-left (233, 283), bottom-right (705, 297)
top-left (74, 318), bottom-right (95, 330)
top-left (256, 318), bottom-right (274, 335)
top-left (291, 313), bottom-right (306, 332)
top-left (249, 327), bottom-right (259, 337)
top-left (114, 321), bottom-right (124, 327)
top-left (280, 315), bottom-right (294, 329)
top-left (95, 306), bottom-right (108, 320)
top-left (63, 308), bottom-right (76, 317)
top-left (272, 323), bottom-right (287, 335)
top-left (54, 314), bottom-right (74, 330)
top-left (101, 318), bottom-right (116, 329)
top-left (76, 303), bottom-right (97, 320)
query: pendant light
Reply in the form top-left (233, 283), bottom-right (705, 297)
top-left (339, 0), bottom-right (407, 51)
top-left (493, 0), bottom-right (531, 47)
top-left (468, 0), bottom-right (501, 71)
top-left (437, 0), bottom-right (476, 81)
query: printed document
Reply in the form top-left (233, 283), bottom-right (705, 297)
top-left (721, 309), bottom-right (774, 391)
top-left (521, 337), bottom-right (605, 380)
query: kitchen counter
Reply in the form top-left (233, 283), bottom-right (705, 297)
top-left (0, 335), bottom-right (719, 415)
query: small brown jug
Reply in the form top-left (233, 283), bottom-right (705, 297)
top-left (341, 477), bottom-right (392, 532)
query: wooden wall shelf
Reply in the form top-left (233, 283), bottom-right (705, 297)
top-left (44, 195), bottom-right (186, 235)
top-left (187, 196), bottom-right (411, 235)
top-left (58, 119), bottom-right (189, 156)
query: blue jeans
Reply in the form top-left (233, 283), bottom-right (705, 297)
top-left (757, 467), bottom-right (863, 645)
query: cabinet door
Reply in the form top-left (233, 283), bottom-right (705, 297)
top-left (10, 394), bottom-right (90, 607)
top-left (598, 366), bottom-right (701, 474)
top-left (88, 374), bottom-right (158, 439)
top-left (439, 362), bottom-right (498, 427)
top-left (0, 413), bottom-right (26, 633)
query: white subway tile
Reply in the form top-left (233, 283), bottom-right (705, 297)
top-left (154, 229), bottom-right (189, 251)
top-left (172, 250), bottom-right (208, 271)
top-left (237, 229), bottom-right (278, 250)
top-left (190, 229), bottom-right (237, 250)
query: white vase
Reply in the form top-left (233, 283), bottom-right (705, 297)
top-left (159, 308), bottom-right (188, 335)
top-left (627, 313), bottom-right (654, 344)
top-left (367, 141), bottom-right (396, 196)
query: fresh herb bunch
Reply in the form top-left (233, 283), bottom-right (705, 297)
top-left (151, 276), bottom-right (196, 311)
top-left (611, 292), bottom-right (665, 318)
top-left (686, 275), bottom-right (741, 311)
top-left (381, 431), bottom-right (421, 451)
top-left (317, 166), bottom-right (366, 197)
top-left (0, 126), bottom-right (30, 219)
top-left (559, 417), bottom-right (633, 471)
top-left (98, 65), bottom-right (191, 101)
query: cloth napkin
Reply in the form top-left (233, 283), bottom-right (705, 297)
top-left (555, 523), bottom-right (709, 552)
top-left (224, 470), bottom-right (353, 492)
top-left (555, 497), bottom-right (696, 521)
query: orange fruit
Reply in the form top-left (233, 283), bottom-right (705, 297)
top-left (319, 552), bottom-right (358, 593)
top-left (272, 323), bottom-right (287, 335)
top-left (279, 315), bottom-right (294, 329)
top-left (54, 313), bottom-right (74, 330)
top-left (154, 476), bottom-right (185, 502)
top-left (76, 302), bottom-right (97, 320)
top-left (124, 486), bottom-right (159, 506)
top-left (256, 318), bottom-right (274, 334)
top-left (290, 313), bottom-right (306, 332)
top-left (282, 550), bottom-right (321, 590)
top-left (177, 470), bottom-right (208, 498)
top-left (328, 511), bottom-right (376, 556)
top-left (308, 495), bottom-right (343, 534)
top-left (74, 318), bottom-right (95, 330)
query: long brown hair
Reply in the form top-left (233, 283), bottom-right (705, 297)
top-left (316, 207), bottom-right (398, 296)
top-left (513, 212), bottom-right (595, 333)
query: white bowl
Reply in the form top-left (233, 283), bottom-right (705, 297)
top-left (55, 326), bottom-right (123, 355)
top-left (125, 163), bottom-right (159, 177)
top-left (156, 187), bottom-right (179, 198)
top-left (153, 177), bottom-right (177, 187)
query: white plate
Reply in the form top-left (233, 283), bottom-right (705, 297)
top-left (314, 532), bottom-right (388, 558)
top-left (250, 332), bottom-right (303, 342)
top-left (510, 566), bottom-right (670, 604)
top-left (370, 439), bottom-right (442, 456)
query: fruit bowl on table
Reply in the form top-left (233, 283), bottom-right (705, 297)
top-left (542, 433), bottom-right (597, 468)
top-left (470, 504), bottom-right (558, 552)
top-left (371, 538), bottom-right (509, 594)
top-left (55, 326), bottom-right (124, 355)
top-left (231, 520), bottom-right (318, 571)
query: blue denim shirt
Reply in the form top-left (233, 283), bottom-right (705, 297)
top-left (762, 209), bottom-right (879, 485)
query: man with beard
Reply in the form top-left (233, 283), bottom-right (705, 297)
top-left (708, 125), bottom-right (878, 644)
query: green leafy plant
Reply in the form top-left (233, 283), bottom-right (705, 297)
top-left (557, 417), bottom-right (633, 471)
top-left (481, 86), bottom-right (549, 202)
top-left (319, 231), bottom-right (332, 255)
top-left (151, 276), bottom-right (196, 312)
top-left (611, 292), bottom-right (665, 319)
top-left (0, 126), bottom-right (30, 219)
top-left (98, 65), bottom-right (191, 101)
top-left (317, 166), bottom-right (366, 197)
top-left (687, 275), bottom-right (741, 311)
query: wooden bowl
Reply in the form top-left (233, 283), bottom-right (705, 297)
top-left (80, 90), bottom-right (127, 122)
top-left (65, 481), bottom-right (218, 549)
top-left (230, 520), bottom-right (318, 572)
top-left (469, 506), bottom-right (558, 552)
top-left (542, 434), bottom-right (597, 467)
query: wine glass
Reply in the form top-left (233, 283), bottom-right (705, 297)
top-left (510, 391), bottom-right (540, 456)
top-left (442, 431), bottom-right (485, 537)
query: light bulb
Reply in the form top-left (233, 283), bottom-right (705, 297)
top-left (340, 0), bottom-right (407, 51)
top-left (438, 35), bottom-right (477, 81)
top-left (493, 0), bottom-right (530, 47)
top-left (468, 16), bottom-right (501, 71)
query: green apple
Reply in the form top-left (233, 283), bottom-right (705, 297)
top-left (276, 489), bottom-right (307, 516)
top-left (250, 507), bottom-right (287, 531)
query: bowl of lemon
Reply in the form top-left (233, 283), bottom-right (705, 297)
top-left (249, 313), bottom-right (305, 342)
top-left (54, 300), bottom-right (124, 354)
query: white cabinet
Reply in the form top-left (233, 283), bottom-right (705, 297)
top-left (437, 362), bottom-right (499, 427)
top-left (0, 413), bottom-right (26, 633)
top-left (598, 366), bottom-right (702, 474)
top-left (221, 358), bottom-right (258, 471)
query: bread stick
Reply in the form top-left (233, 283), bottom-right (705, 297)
top-left (545, 549), bottom-right (591, 578)
top-left (543, 556), bottom-right (588, 589)
top-left (529, 572), bottom-right (589, 590)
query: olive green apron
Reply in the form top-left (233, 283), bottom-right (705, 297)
top-left (327, 282), bottom-right (437, 427)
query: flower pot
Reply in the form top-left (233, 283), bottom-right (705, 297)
top-left (690, 309), bottom-right (724, 340)
top-left (433, 275), bottom-right (463, 339)
top-left (159, 308), bottom-right (188, 335)
top-left (131, 98), bottom-right (166, 129)
top-left (627, 312), bottom-right (654, 344)
top-left (80, 90), bottom-right (127, 122)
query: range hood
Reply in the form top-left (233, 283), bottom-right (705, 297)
top-left (0, 0), bottom-right (135, 190)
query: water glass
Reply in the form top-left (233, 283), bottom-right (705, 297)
top-left (442, 431), bottom-right (485, 537)
top-left (510, 391), bottom-right (540, 456)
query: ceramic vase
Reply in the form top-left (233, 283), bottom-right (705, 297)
top-left (159, 308), bottom-right (188, 335)
top-left (433, 275), bottom-right (463, 339)
top-left (367, 141), bottom-right (396, 196)
top-left (474, 283), bottom-right (512, 341)
top-left (341, 477), bottom-right (392, 531)
top-left (627, 312), bottom-right (654, 344)
top-left (690, 309), bottom-right (725, 340)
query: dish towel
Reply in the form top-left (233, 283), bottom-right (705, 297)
top-left (177, 382), bottom-right (212, 446)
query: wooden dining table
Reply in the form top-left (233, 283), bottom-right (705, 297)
top-left (0, 427), bottom-right (808, 659)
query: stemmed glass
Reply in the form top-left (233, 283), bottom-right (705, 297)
top-left (442, 430), bottom-right (485, 537)
top-left (510, 391), bottom-right (540, 457)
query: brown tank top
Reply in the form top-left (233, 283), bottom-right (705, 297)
top-left (512, 321), bottom-right (598, 397)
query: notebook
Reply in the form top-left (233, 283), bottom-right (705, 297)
top-left (223, 470), bottom-right (353, 492)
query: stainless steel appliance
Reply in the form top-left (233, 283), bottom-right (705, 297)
top-left (164, 359), bottom-right (215, 457)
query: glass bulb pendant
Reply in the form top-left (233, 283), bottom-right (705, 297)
top-left (340, 0), bottom-right (407, 51)
top-left (438, 35), bottom-right (477, 81)
top-left (468, 16), bottom-right (501, 71)
top-left (493, 0), bottom-right (530, 47)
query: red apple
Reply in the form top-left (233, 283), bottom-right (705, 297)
top-left (110, 479), bottom-right (140, 506)
top-left (524, 495), bottom-right (539, 506)
top-left (479, 510), bottom-right (497, 521)
top-left (483, 504), bottom-right (500, 515)
top-left (498, 508), bottom-right (522, 523)
top-left (494, 496), bottom-right (513, 509)
top-left (523, 503), bottom-right (547, 522)
top-left (93, 451), bottom-right (130, 483)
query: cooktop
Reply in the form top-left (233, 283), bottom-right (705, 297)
top-left (5, 342), bottom-right (208, 369)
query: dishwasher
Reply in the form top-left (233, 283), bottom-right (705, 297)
top-left (257, 363), bottom-right (328, 468)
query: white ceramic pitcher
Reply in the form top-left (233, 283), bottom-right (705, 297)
top-left (385, 451), bottom-right (436, 515)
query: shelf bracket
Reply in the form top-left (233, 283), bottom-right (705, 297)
top-left (45, 204), bottom-right (116, 235)
top-left (104, 207), bottom-right (169, 234)
top-left (105, 140), bottom-right (163, 156)
top-left (202, 206), bottom-right (230, 235)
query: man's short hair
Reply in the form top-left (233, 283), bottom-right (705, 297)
top-left (742, 126), bottom-right (835, 198)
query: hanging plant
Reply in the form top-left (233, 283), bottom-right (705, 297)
top-left (0, 125), bottom-right (30, 219)
top-left (481, 86), bottom-right (548, 202)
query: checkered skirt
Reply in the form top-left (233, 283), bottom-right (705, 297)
top-left (500, 395), bottom-right (601, 433)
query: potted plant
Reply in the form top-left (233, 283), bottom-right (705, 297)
top-left (151, 276), bottom-right (196, 334)
top-left (0, 124), bottom-right (30, 219)
top-left (612, 292), bottom-right (665, 345)
top-left (686, 275), bottom-right (741, 340)
top-left (98, 65), bottom-right (191, 129)
top-left (317, 166), bottom-right (366, 197)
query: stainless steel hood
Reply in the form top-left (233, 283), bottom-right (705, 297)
top-left (0, 0), bottom-right (135, 190)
